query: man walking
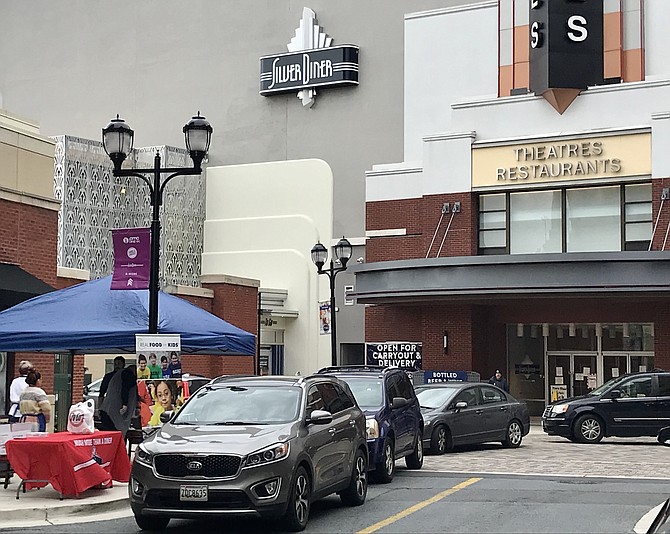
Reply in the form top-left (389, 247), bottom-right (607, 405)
top-left (489, 369), bottom-right (509, 392)
top-left (98, 356), bottom-right (137, 438)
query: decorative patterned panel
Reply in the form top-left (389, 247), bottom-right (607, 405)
top-left (53, 136), bottom-right (205, 288)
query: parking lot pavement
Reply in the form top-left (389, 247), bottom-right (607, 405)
top-left (421, 426), bottom-right (670, 479)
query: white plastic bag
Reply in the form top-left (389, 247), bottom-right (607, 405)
top-left (67, 399), bottom-right (95, 434)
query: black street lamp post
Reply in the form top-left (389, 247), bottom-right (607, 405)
top-left (311, 237), bottom-right (352, 366)
top-left (102, 113), bottom-right (212, 334)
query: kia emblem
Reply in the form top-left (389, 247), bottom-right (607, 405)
top-left (187, 461), bottom-right (203, 471)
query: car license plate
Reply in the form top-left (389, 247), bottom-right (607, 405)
top-left (180, 485), bottom-right (208, 501)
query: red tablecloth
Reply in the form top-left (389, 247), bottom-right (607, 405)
top-left (5, 430), bottom-right (130, 497)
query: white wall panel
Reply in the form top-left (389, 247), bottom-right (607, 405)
top-left (405, 2), bottom-right (498, 162)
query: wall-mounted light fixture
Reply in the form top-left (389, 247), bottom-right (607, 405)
top-left (443, 330), bottom-right (449, 354)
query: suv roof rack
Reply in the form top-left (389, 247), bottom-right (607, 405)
top-left (317, 365), bottom-right (398, 374)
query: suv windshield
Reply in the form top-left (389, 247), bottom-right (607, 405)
top-left (586, 374), bottom-right (629, 397)
top-left (415, 387), bottom-right (458, 409)
top-left (172, 385), bottom-right (301, 425)
top-left (338, 377), bottom-right (384, 410)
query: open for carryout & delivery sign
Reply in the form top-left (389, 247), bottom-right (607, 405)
top-left (366, 342), bottom-right (422, 369)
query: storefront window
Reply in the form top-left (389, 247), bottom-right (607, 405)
top-left (478, 183), bottom-right (651, 255)
top-left (547, 324), bottom-right (597, 351)
top-left (510, 190), bottom-right (562, 254)
top-left (478, 194), bottom-right (506, 254)
top-left (566, 186), bottom-right (621, 252)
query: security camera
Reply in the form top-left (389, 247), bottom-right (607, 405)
top-left (356, 257), bottom-right (364, 264)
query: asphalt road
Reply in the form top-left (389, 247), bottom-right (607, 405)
top-left (7, 471), bottom-right (668, 534)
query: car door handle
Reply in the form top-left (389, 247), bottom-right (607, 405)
top-left (475, 409), bottom-right (483, 415)
top-left (500, 406), bottom-right (508, 411)
top-left (349, 420), bottom-right (356, 426)
top-left (328, 427), bottom-right (337, 434)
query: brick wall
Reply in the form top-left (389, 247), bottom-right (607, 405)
top-left (0, 199), bottom-right (58, 286)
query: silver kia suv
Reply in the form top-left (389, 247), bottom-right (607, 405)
top-left (129, 374), bottom-right (369, 531)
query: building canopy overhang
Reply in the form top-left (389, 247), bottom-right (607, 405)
top-left (0, 263), bottom-right (54, 311)
top-left (349, 252), bottom-right (670, 305)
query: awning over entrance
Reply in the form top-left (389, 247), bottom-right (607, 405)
top-left (0, 263), bottom-right (54, 311)
top-left (349, 251), bottom-right (670, 304)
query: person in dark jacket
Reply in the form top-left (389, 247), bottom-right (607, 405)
top-left (488, 369), bottom-right (509, 392)
top-left (98, 356), bottom-right (137, 437)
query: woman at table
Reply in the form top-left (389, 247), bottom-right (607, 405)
top-left (18, 370), bottom-right (50, 432)
top-left (148, 380), bottom-right (178, 427)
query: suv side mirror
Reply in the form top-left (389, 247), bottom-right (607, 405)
top-left (454, 401), bottom-right (468, 411)
top-left (83, 385), bottom-right (89, 395)
top-left (658, 427), bottom-right (670, 446)
top-left (159, 410), bottom-right (174, 424)
top-left (308, 410), bottom-right (333, 425)
top-left (610, 389), bottom-right (622, 399)
top-left (391, 397), bottom-right (408, 409)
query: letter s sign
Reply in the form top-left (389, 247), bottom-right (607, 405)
top-left (567, 15), bottom-right (588, 42)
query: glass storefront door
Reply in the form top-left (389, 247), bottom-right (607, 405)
top-left (572, 354), bottom-right (597, 397)
top-left (547, 353), bottom-right (597, 398)
top-left (603, 354), bottom-right (628, 382)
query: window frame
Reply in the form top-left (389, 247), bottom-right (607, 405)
top-left (477, 182), bottom-right (652, 255)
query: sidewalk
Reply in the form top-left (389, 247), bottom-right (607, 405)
top-left (0, 478), bottom-right (131, 529)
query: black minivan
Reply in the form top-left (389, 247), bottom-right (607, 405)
top-left (542, 370), bottom-right (670, 443)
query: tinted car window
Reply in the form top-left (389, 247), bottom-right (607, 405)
top-left (479, 386), bottom-right (505, 404)
top-left (306, 385), bottom-right (325, 416)
top-left (452, 388), bottom-right (478, 407)
top-left (386, 374), bottom-right (401, 401)
top-left (618, 376), bottom-right (652, 398)
top-left (173, 385), bottom-right (301, 424)
top-left (341, 377), bottom-right (384, 410)
top-left (659, 375), bottom-right (670, 397)
top-left (333, 383), bottom-right (355, 410)
top-left (318, 382), bottom-right (347, 414)
top-left (396, 373), bottom-right (414, 400)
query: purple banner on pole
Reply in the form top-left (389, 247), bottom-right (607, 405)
top-left (111, 227), bottom-right (151, 290)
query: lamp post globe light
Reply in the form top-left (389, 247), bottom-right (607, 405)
top-left (102, 113), bottom-right (212, 334)
top-left (311, 237), bottom-right (352, 366)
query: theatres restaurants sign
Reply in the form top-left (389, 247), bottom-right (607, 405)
top-left (472, 132), bottom-right (651, 188)
top-left (259, 8), bottom-right (359, 107)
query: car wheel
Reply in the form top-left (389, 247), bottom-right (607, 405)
top-left (283, 466), bottom-right (311, 532)
top-left (373, 438), bottom-right (395, 484)
top-left (134, 514), bottom-right (169, 531)
top-left (430, 425), bottom-right (448, 455)
top-left (502, 420), bottom-right (523, 448)
top-left (574, 414), bottom-right (604, 444)
top-left (405, 431), bottom-right (424, 469)
top-left (340, 448), bottom-right (368, 506)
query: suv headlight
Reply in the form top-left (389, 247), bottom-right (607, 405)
top-left (366, 418), bottom-right (379, 439)
top-left (551, 404), bottom-right (570, 415)
top-left (242, 442), bottom-right (290, 468)
top-left (135, 444), bottom-right (154, 467)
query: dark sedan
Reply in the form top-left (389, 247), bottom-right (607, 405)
top-left (415, 382), bottom-right (530, 454)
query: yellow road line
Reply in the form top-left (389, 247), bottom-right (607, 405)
top-left (356, 477), bottom-right (482, 534)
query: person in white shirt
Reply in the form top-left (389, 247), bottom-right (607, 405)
top-left (8, 360), bottom-right (33, 422)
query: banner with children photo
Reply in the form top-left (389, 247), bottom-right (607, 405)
top-left (136, 334), bottom-right (184, 427)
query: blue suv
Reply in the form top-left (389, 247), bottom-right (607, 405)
top-left (317, 366), bottom-right (423, 483)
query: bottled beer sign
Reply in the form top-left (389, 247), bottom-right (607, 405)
top-left (529, 0), bottom-right (603, 113)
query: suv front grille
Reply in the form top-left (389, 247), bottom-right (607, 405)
top-left (154, 454), bottom-right (242, 478)
top-left (145, 488), bottom-right (251, 509)
top-left (542, 406), bottom-right (552, 418)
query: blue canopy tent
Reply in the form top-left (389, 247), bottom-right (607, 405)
top-left (0, 276), bottom-right (255, 355)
